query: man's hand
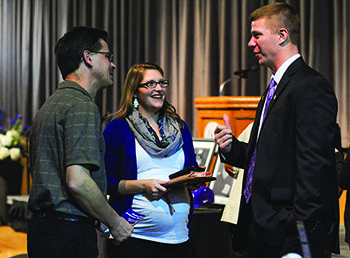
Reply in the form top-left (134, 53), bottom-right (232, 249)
top-left (214, 114), bottom-right (233, 153)
top-left (110, 216), bottom-right (133, 245)
top-left (66, 165), bottom-right (133, 245)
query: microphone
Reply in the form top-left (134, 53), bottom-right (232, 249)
top-left (233, 65), bottom-right (258, 79)
top-left (219, 65), bottom-right (259, 96)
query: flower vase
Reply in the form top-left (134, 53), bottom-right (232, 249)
top-left (0, 159), bottom-right (23, 195)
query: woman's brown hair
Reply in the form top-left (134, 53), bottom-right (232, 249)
top-left (107, 62), bottom-right (184, 130)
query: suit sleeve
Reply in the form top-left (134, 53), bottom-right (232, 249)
top-left (221, 133), bottom-right (248, 169)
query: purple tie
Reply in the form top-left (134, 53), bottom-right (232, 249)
top-left (243, 78), bottom-right (276, 203)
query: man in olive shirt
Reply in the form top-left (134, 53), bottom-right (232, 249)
top-left (27, 26), bottom-right (133, 258)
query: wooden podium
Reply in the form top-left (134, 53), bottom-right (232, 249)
top-left (194, 96), bottom-right (260, 138)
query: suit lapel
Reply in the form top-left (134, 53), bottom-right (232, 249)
top-left (274, 57), bottom-right (304, 97)
top-left (248, 57), bottom-right (305, 158)
top-left (261, 57), bottom-right (305, 123)
top-left (246, 91), bottom-right (266, 161)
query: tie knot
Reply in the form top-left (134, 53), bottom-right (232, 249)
top-left (269, 78), bottom-right (276, 89)
top-left (267, 78), bottom-right (276, 99)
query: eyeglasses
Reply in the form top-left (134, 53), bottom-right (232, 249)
top-left (139, 80), bottom-right (170, 88)
top-left (91, 51), bottom-right (113, 62)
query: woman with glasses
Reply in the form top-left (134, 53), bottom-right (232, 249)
top-left (103, 62), bottom-right (198, 257)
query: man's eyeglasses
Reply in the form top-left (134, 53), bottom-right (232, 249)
top-left (139, 80), bottom-right (170, 88)
top-left (91, 51), bottom-right (113, 62)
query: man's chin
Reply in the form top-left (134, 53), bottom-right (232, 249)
top-left (258, 58), bottom-right (269, 68)
top-left (99, 82), bottom-right (114, 90)
top-left (106, 81), bottom-right (114, 88)
top-left (257, 57), bottom-right (265, 65)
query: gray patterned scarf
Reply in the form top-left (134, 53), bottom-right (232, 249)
top-left (126, 109), bottom-right (183, 158)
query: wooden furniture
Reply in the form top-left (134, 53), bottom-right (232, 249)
top-left (194, 96), bottom-right (260, 138)
top-left (0, 226), bottom-right (27, 257)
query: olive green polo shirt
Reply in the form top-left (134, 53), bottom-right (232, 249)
top-left (28, 81), bottom-right (106, 217)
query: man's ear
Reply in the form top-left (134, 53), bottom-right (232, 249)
top-left (82, 50), bottom-right (93, 67)
top-left (278, 28), bottom-right (289, 46)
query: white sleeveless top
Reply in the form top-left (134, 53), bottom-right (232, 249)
top-left (130, 139), bottom-right (190, 243)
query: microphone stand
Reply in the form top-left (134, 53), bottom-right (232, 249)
top-left (219, 66), bottom-right (258, 96)
top-left (219, 78), bottom-right (233, 96)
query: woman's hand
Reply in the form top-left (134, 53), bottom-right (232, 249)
top-left (119, 179), bottom-right (168, 200)
top-left (141, 179), bottom-right (168, 200)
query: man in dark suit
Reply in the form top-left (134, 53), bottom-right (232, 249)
top-left (214, 3), bottom-right (339, 258)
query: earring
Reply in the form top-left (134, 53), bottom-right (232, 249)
top-left (133, 96), bottom-right (139, 109)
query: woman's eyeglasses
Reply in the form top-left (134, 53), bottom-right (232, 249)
top-left (139, 80), bottom-right (169, 88)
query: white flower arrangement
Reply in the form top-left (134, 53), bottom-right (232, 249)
top-left (0, 115), bottom-right (27, 161)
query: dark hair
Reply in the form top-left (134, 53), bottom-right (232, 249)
top-left (250, 2), bottom-right (300, 46)
top-left (55, 26), bottom-right (108, 79)
top-left (108, 62), bottom-right (184, 130)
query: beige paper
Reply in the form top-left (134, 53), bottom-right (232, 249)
top-left (221, 123), bottom-right (253, 224)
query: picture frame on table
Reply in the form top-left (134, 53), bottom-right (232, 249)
top-left (209, 156), bottom-right (236, 205)
top-left (192, 138), bottom-right (217, 171)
